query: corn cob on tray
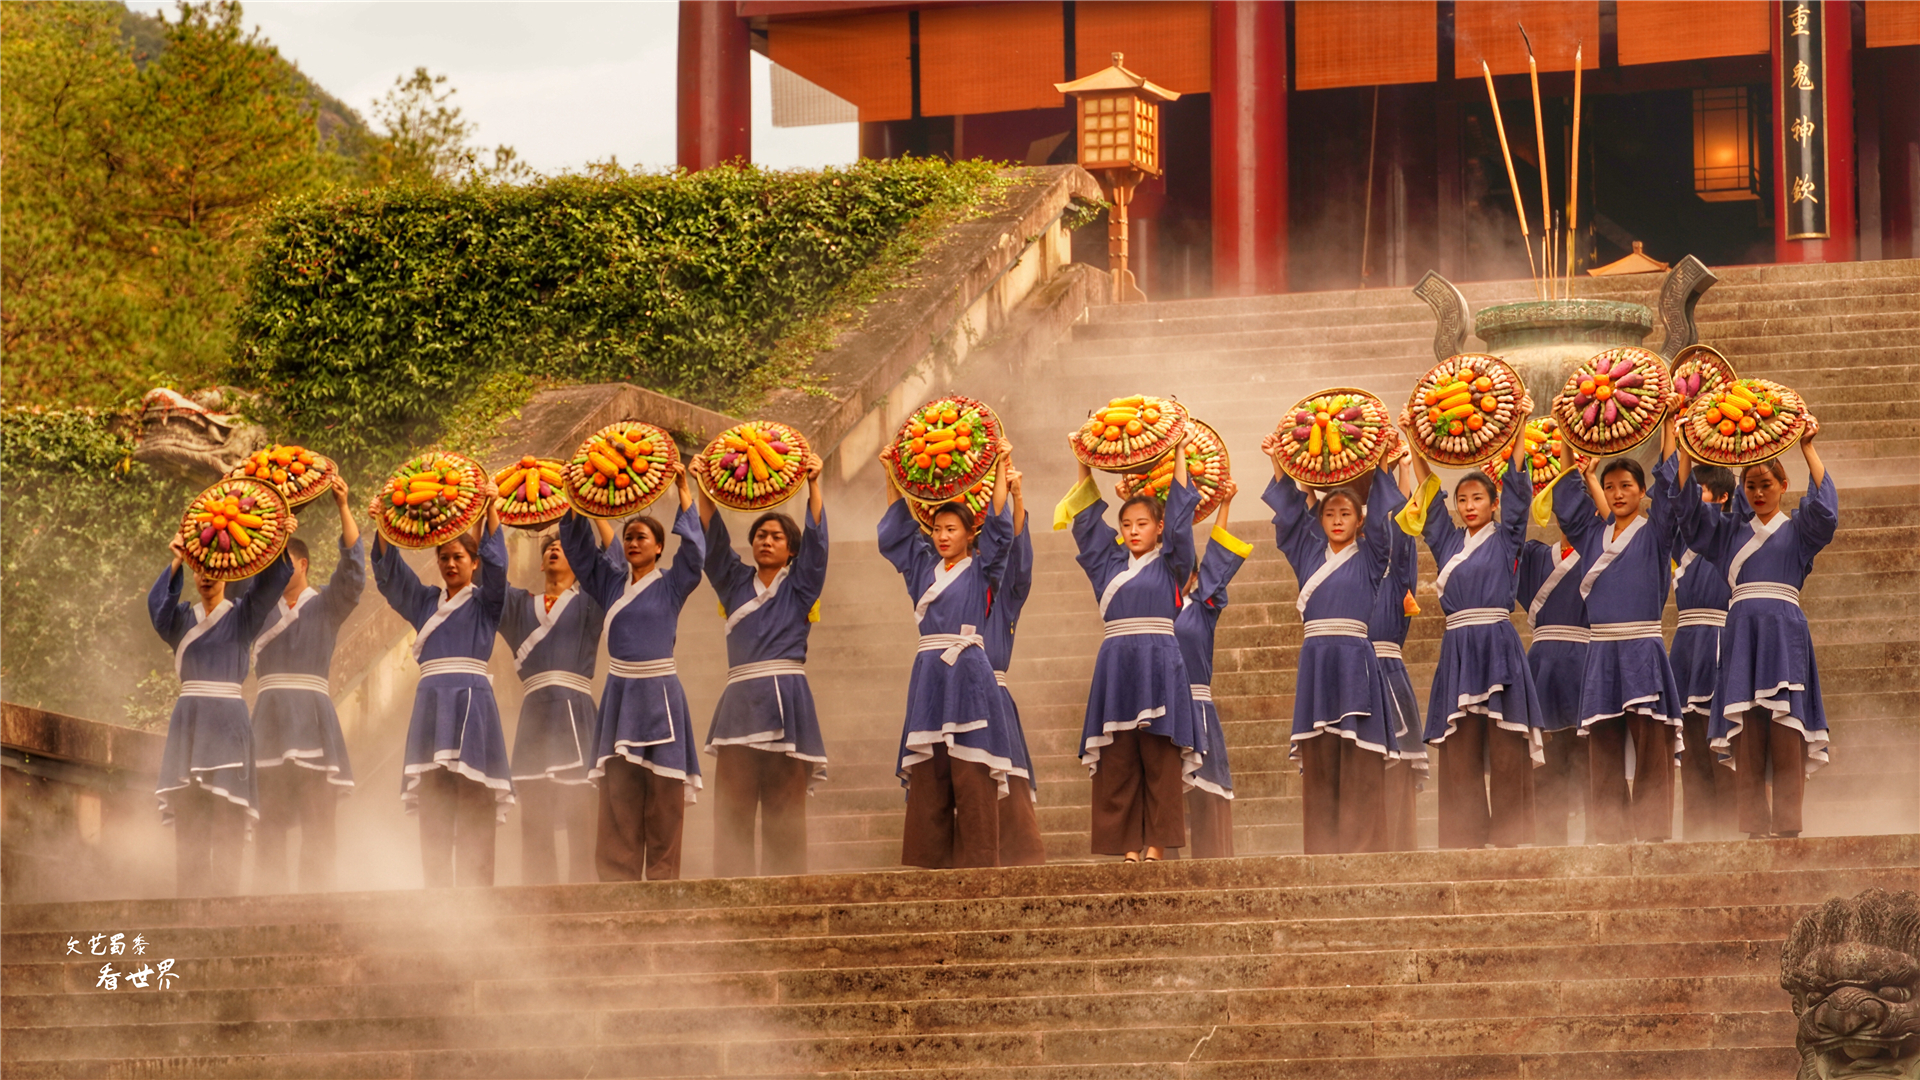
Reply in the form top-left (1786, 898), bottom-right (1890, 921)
top-left (494, 456), bottom-right (571, 528)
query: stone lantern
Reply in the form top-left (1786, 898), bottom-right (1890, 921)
top-left (1056, 53), bottom-right (1179, 303)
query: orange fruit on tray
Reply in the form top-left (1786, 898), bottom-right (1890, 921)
top-left (1407, 355), bottom-right (1530, 468)
top-left (1070, 394), bottom-right (1190, 472)
top-left (371, 452), bottom-right (487, 549)
top-left (179, 476), bottom-right (292, 581)
top-left (228, 443), bottom-right (337, 508)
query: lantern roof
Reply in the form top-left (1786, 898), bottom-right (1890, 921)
top-left (1054, 53), bottom-right (1181, 102)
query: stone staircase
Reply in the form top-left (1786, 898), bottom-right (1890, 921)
top-left (5, 834), bottom-right (1915, 1078)
top-left (760, 258), bottom-right (1920, 870)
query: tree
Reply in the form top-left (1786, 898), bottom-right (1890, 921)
top-left (362, 67), bottom-right (535, 187)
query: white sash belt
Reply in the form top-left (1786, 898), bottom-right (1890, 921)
top-left (917, 625), bottom-right (985, 666)
top-left (419, 657), bottom-right (492, 681)
top-left (1731, 582), bottom-right (1801, 607)
top-left (257, 674), bottom-right (330, 695)
top-left (1372, 641), bottom-right (1404, 660)
top-left (1103, 617), bottom-right (1175, 639)
top-left (1189, 684), bottom-right (1214, 703)
top-left (1530, 625), bottom-right (1592, 644)
top-left (608, 658), bottom-right (678, 680)
top-left (994, 671), bottom-right (1009, 688)
top-left (1676, 609), bottom-right (1728, 628)
top-left (726, 659), bottom-right (806, 686)
top-left (1302, 618), bottom-right (1368, 639)
top-left (179, 680), bottom-right (244, 700)
top-left (522, 670), bottom-right (594, 695)
top-left (1445, 608), bottom-right (1510, 630)
top-left (1590, 621), bottom-right (1665, 642)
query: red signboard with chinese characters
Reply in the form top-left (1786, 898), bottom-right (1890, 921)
top-left (1779, 0), bottom-right (1828, 240)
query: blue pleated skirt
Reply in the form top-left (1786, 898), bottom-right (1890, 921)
top-left (401, 673), bottom-right (515, 820)
top-left (1079, 633), bottom-right (1198, 772)
top-left (897, 648), bottom-right (1026, 795)
top-left (1424, 620), bottom-right (1545, 762)
top-left (596, 672), bottom-right (703, 793)
top-left (511, 686), bottom-right (596, 784)
top-left (1708, 599), bottom-right (1829, 773)
top-left (1668, 625), bottom-right (1723, 720)
top-left (707, 670), bottom-right (828, 785)
top-left (1190, 698), bottom-right (1234, 798)
top-left (1292, 635), bottom-right (1395, 756)
top-left (252, 687), bottom-right (355, 786)
top-left (1526, 639), bottom-right (1590, 733)
top-left (157, 696), bottom-right (257, 822)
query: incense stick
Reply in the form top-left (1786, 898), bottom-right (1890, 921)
top-left (1520, 23), bottom-right (1552, 302)
top-left (1482, 60), bottom-right (1539, 297)
top-left (1568, 43), bottom-right (1583, 294)
top-left (1361, 86), bottom-right (1380, 287)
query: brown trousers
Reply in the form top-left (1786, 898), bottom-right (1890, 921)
top-left (713, 746), bottom-right (810, 877)
top-left (254, 764), bottom-right (339, 893)
top-left (1680, 713), bottom-right (1739, 841)
top-left (1299, 733), bottom-right (1391, 854)
top-left (1731, 711), bottom-right (1806, 837)
top-left (1534, 730), bottom-right (1589, 847)
top-left (1090, 729), bottom-right (1187, 856)
top-left (416, 767), bottom-right (498, 888)
top-left (1383, 759), bottom-right (1421, 852)
top-left (902, 745), bottom-right (1001, 869)
top-left (595, 758), bottom-right (685, 881)
top-left (1186, 789), bottom-right (1235, 859)
top-left (173, 782), bottom-right (247, 897)
top-left (1586, 715), bottom-right (1676, 844)
top-left (1437, 715), bottom-right (1536, 849)
top-left (518, 777), bottom-right (597, 884)
top-left (998, 776), bottom-right (1048, 866)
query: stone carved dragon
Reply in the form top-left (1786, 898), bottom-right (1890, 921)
top-left (129, 387), bottom-right (269, 483)
top-left (1782, 888), bottom-right (1920, 1079)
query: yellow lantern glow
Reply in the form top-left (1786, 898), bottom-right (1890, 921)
top-left (1693, 87), bottom-right (1758, 202)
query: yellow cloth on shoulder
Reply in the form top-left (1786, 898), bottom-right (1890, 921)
top-left (1395, 474), bottom-right (1442, 537)
top-left (1210, 524), bottom-right (1253, 558)
top-left (1531, 467), bottom-right (1577, 528)
top-left (1053, 476), bottom-right (1100, 531)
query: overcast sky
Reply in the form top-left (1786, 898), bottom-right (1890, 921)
top-left (126, 1), bottom-right (858, 174)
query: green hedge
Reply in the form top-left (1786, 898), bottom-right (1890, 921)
top-left (234, 159), bottom-right (1003, 473)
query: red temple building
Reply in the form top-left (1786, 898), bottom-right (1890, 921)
top-left (677, 0), bottom-right (1920, 299)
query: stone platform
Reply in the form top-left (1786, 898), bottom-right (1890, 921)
top-left (4, 834), bottom-right (1916, 1077)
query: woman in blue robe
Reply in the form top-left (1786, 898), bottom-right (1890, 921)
top-left (985, 467), bottom-right (1046, 866)
top-left (1515, 494), bottom-right (1591, 847)
top-left (1397, 422), bottom-right (1544, 849)
top-left (1668, 463), bottom-right (1738, 840)
top-left (1260, 437), bottom-right (1406, 855)
top-left (879, 445), bottom-right (1038, 868)
top-left (1172, 480), bottom-right (1245, 859)
top-left (250, 475), bottom-right (362, 892)
top-left (1368, 453), bottom-right (1425, 851)
top-left (699, 450), bottom-right (829, 877)
top-left (1551, 418), bottom-right (1687, 844)
top-left (1057, 442), bottom-right (1201, 862)
top-left (372, 498), bottom-right (512, 888)
top-left (1677, 416), bottom-right (1834, 838)
top-left (499, 532), bottom-right (604, 884)
top-left (561, 464), bottom-right (707, 881)
top-left (150, 534), bottom-right (294, 896)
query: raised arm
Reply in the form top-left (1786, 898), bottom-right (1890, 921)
top-left (371, 536), bottom-right (439, 628)
top-left (149, 555), bottom-right (190, 647)
top-left (661, 504), bottom-right (708, 606)
top-left (1362, 465), bottom-right (1409, 575)
top-left (1794, 456), bottom-right (1838, 561)
top-left (235, 550), bottom-right (296, 642)
top-left (1800, 413), bottom-right (1826, 491)
top-left (1196, 489), bottom-right (1250, 610)
top-left (320, 536), bottom-right (368, 626)
top-left (1261, 473), bottom-right (1323, 574)
top-left (805, 450), bottom-right (825, 526)
top-left (877, 496), bottom-right (934, 591)
top-left (475, 523), bottom-right (509, 623)
top-left (701, 510), bottom-right (753, 605)
top-left (1162, 471), bottom-right (1201, 584)
top-left (560, 511), bottom-right (623, 608)
top-left (791, 501), bottom-right (830, 607)
top-left (1552, 456), bottom-right (1605, 550)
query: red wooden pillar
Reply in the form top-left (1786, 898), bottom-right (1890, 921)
top-left (1210, 0), bottom-right (1289, 296)
top-left (677, 0), bottom-right (751, 171)
top-left (1771, 0), bottom-right (1855, 262)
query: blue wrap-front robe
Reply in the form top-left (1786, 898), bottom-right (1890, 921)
top-left (880, 499), bottom-right (1026, 795)
top-left (985, 517), bottom-right (1038, 793)
top-left (1063, 475), bottom-right (1201, 779)
top-left (1553, 456), bottom-right (1685, 745)
top-left (1265, 468), bottom-right (1405, 759)
top-left (561, 508), bottom-right (707, 795)
top-left (499, 580), bottom-right (603, 786)
top-left (1515, 536), bottom-right (1589, 734)
top-left (1369, 519), bottom-right (1427, 775)
top-left (149, 551), bottom-right (294, 822)
top-left (703, 508), bottom-right (830, 784)
top-left (1668, 494), bottom-right (1736, 722)
top-left (1679, 471), bottom-right (1837, 773)
top-left (251, 537), bottom-right (364, 786)
top-left (1176, 527), bottom-right (1252, 798)
top-left (1399, 459), bottom-right (1546, 759)
top-left (372, 527), bottom-right (515, 820)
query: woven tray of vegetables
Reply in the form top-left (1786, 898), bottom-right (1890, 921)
top-left (694, 421), bottom-right (811, 511)
top-left (888, 396), bottom-right (1002, 504)
top-left (1489, 417), bottom-right (1568, 494)
top-left (228, 444), bottom-right (336, 508)
top-left (494, 456), bottom-right (570, 529)
top-left (1118, 419), bottom-right (1231, 523)
top-left (1070, 394), bottom-right (1191, 473)
top-left (1670, 343), bottom-right (1737, 408)
top-left (371, 452), bottom-right (488, 549)
top-left (565, 423), bottom-right (678, 519)
top-left (1407, 356), bottom-right (1530, 468)
top-left (1277, 388), bottom-right (1393, 487)
top-left (1552, 346), bottom-right (1675, 456)
top-left (908, 476), bottom-right (992, 532)
top-left (1679, 377), bottom-right (1809, 467)
top-left (179, 477), bottom-right (293, 581)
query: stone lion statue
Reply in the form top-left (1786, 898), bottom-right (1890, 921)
top-left (129, 387), bottom-right (268, 482)
top-left (1781, 887), bottom-right (1920, 1079)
